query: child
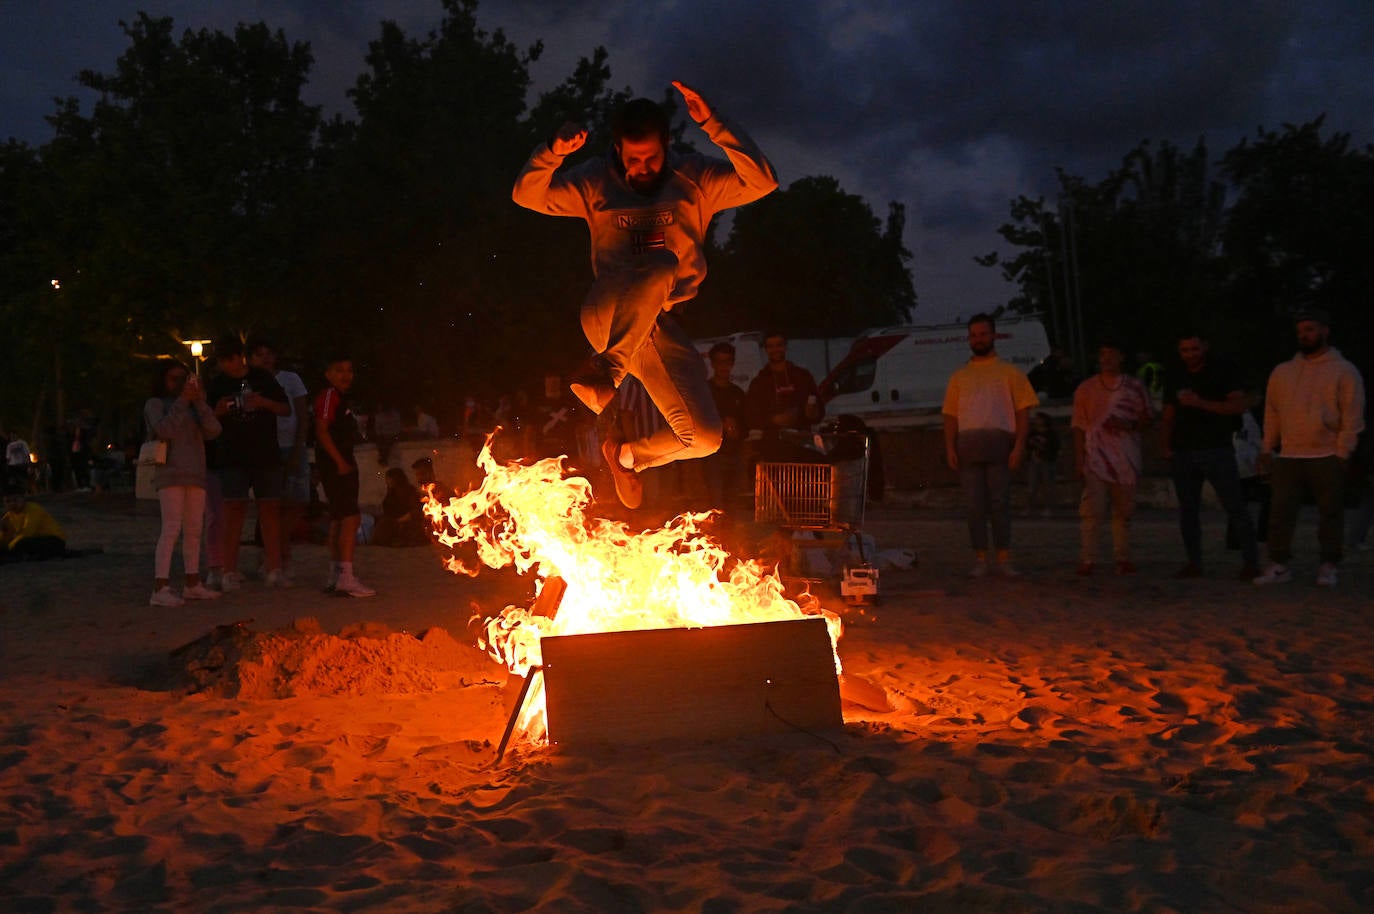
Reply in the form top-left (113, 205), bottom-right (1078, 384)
top-left (1026, 412), bottom-right (1059, 516)
top-left (372, 467), bottom-right (429, 547)
top-left (313, 356), bottom-right (375, 597)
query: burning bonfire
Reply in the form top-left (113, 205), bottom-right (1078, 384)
top-left (423, 439), bottom-right (844, 746)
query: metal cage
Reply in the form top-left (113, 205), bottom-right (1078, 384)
top-left (753, 434), bottom-right (869, 531)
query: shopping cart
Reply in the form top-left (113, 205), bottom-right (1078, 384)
top-left (753, 431), bottom-right (879, 603)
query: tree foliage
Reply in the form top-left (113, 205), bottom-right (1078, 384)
top-left (0, 0), bottom-right (917, 447)
top-left (983, 122), bottom-right (1374, 381)
top-left (690, 176), bottom-right (916, 338)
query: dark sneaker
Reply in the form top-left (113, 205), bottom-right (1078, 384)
top-left (600, 434), bottom-right (642, 509)
top-left (1173, 563), bottom-right (1203, 579)
top-left (1114, 560), bottom-right (1138, 576)
top-left (1076, 562), bottom-right (1094, 577)
top-left (1236, 564), bottom-right (1261, 581)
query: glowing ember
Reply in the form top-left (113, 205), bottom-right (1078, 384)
top-left (424, 437), bottom-right (843, 742)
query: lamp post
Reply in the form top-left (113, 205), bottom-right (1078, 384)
top-left (184, 339), bottom-right (212, 378)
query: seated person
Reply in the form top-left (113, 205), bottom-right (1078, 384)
top-left (1, 493), bottom-right (67, 562)
top-left (411, 457), bottom-right (450, 502)
top-left (372, 468), bottom-right (430, 547)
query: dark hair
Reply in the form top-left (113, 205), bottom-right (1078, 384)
top-left (611, 98), bottom-right (671, 147)
top-left (323, 353), bottom-right (352, 369)
top-left (708, 341), bottom-right (736, 359)
top-left (385, 467), bottom-right (409, 485)
top-left (151, 358), bottom-right (189, 397)
top-left (967, 313), bottom-right (996, 332)
top-left (1175, 328), bottom-right (1207, 343)
top-left (245, 334), bottom-right (274, 356)
top-left (213, 335), bottom-right (244, 359)
top-left (1097, 334), bottom-right (1127, 354)
top-left (763, 331), bottom-right (788, 345)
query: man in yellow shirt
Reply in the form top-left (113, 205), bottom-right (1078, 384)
top-left (943, 313), bottom-right (1040, 577)
top-left (1, 493), bottom-right (67, 562)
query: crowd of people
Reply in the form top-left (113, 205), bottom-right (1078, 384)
top-left (942, 309), bottom-right (1369, 587)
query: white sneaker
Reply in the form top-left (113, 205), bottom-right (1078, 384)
top-left (1253, 564), bottom-right (1293, 585)
top-left (265, 569), bottom-right (294, 589)
top-left (323, 570), bottom-right (338, 593)
top-left (968, 561), bottom-right (989, 579)
top-left (204, 569), bottom-right (223, 591)
top-left (220, 571), bottom-right (243, 592)
top-left (995, 562), bottom-right (1021, 578)
top-left (182, 582), bottom-right (222, 600)
top-left (335, 574), bottom-right (376, 597)
top-left (150, 587), bottom-right (184, 608)
top-left (1316, 563), bottom-right (1338, 587)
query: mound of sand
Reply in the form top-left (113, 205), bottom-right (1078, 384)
top-left (163, 619), bottom-right (505, 699)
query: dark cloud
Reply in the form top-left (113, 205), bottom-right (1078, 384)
top-left (4, 0), bottom-right (1373, 318)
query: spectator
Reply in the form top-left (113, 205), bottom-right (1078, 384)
top-left (372, 402), bottom-right (403, 465)
top-left (0, 493), bottom-right (66, 562)
top-left (1025, 412), bottom-right (1060, 516)
top-left (143, 358), bottom-right (222, 606)
top-left (372, 467), bottom-right (430, 547)
top-left (1071, 339), bottom-right (1154, 576)
top-left (747, 329), bottom-right (818, 456)
top-left (942, 313), bottom-right (1039, 577)
top-left (248, 338), bottom-right (311, 584)
top-left (314, 355), bottom-right (375, 597)
top-left (1255, 308), bottom-right (1366, 587)
top-left (1159, 330), bottom-right (1259, 580)
top-left (413, 405), bottom-right (440, 439)
top-left (6, 434), bottom-right (31, 495)
top-left (702, 341), bottom-right (747, 511)
top-left (412, 457), bottom-right (450, 503)
top-left (205, 335), bottom-right (291, 591)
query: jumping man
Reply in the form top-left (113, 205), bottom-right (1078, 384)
top-left (512, 81), bottom-right (778, 508)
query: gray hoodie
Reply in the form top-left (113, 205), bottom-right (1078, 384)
top-left (144, 396), bottom-right (222, 489)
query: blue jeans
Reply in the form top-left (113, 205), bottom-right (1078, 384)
top-left (580, 252), bottom-right (721, 470)
top-left (1170, 448), bottom-right (1258, 568)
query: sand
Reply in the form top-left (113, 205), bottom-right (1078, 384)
top-left (1, 491), bottom-right (1371, 912)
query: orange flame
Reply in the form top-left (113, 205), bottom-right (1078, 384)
top-left (425, 437), bottom-right (843, 742)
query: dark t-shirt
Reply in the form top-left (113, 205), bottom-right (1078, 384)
top-left (710, 379), bottom-right (747, 453)
top-left (1163, 358), bottom-right (1244, 451)
top-left (745, 363), bottom-right (818, 434)
top-left (205, 367), bottom-right (287, 469)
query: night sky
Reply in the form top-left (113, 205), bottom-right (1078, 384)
top-left (4, 0), bottom-right (1373, 321)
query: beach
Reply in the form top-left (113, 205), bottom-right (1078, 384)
top-left (2, 491), bottom-right (1371, 912)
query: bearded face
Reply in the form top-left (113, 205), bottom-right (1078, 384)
top-left (1295, 319), bottom-right (1328, 354)
top-left (617, 135), bottom-right (667, 194)
top-left (967, 321), bottom-right (996, 357)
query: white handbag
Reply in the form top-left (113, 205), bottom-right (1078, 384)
top-left (138, 440), bottom-right (168, 466)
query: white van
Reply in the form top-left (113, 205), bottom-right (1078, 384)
top-left (818, 316), bottom-right (1052, 425)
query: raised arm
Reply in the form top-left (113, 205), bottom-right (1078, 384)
top-left (674, 81), bottom-right (778, 210)
top-left (511, 121), bottom-right (592, 217)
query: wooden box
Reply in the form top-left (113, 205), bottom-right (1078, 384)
top-left (540, 617), bottom-right (842, 749)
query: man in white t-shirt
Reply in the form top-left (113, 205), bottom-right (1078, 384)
top-left (249, 338), bottom-right (310, 583)
top-left (942, 313), bottom-right (1040, 578)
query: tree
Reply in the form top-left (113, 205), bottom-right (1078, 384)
top-left (1221, 118), bottom-right (1374, 372)
top-left (690, 175), bottom-right (916, 338)
top-left (981, 139), bottom-right (1227, 371)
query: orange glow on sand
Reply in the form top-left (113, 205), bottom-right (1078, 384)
top-left (424, 437), bottom-right (843, 743)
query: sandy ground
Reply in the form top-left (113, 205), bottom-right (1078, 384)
top-left (1, 490), bottom-right (1371, 913)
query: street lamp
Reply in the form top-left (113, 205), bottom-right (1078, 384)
top-left (184, 339), bottom-right (212, 377)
